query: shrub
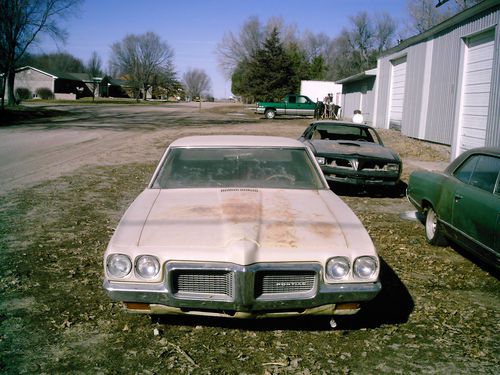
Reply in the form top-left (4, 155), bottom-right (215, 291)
top-left (15, 87), bottom-right (32, 101)
top-left (36, 87), bottom-right (54, 100)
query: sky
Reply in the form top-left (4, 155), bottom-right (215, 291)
top-left (34, 0), bottom-right (409, 98)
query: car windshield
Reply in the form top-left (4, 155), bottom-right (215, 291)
top-left (152, 147), bottom-right (326, 189)
top-left (311, 124), bottom-right (381, 144)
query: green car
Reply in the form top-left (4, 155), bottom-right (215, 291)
top-left (407, 147), bottom-right (500, 270)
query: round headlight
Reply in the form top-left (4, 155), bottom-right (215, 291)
top-left (135, 255), bottom-right (160, 279)
top-left (326, 257), bottom-right (350, 280)
top-left (107, 254), bottom-right (132, 278)
top-left (353, 256), bottom-right (378, 279)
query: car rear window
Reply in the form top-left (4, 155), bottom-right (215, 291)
top-left (152, 147), bottom-right (326, 190)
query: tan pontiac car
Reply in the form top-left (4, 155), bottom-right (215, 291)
top-left (103, 136), bottom-right (381, 319)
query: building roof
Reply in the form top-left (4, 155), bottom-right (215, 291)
top-left (15, 66), bottom-right (102, 82)
top-left (335, 69), bottom-right (377, 84)
top-left (380, 0), bottom-right (499, 57)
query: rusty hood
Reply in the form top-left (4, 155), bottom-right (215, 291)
top-left (306, 140), bottom-right (398, 161)
top-left (109, 188), bottom-right (374, 265)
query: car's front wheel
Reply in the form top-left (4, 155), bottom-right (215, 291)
top-left (425, 207), bottom-right (448, 246)
top-left (264, 109), bottom-right (276, 119)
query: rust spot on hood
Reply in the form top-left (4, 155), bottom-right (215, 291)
top-left (260, 192), bottom-right (298, 248)
top-left (308, 222), bottom-right (338, 238)
top-left (221, 197), bottom-right (261, 224)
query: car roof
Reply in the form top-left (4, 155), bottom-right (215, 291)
top-left (169, 135), bottom-right (306, 148)
top-left (446, 147), bottom-right (500, 173)
top-left (311, 120), bottom-right (371, 129)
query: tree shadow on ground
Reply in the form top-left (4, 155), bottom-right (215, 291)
top-left (153, 259), bottom-right (413, 331)
top-left (0, 106), bottom-right (73, 126)
top-left (0, 105), bottom-right (257, 130)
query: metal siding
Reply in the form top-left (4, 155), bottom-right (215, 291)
top-left (485, 20), bottom-right (500, 148)
top-left (374, 58), bottom-right (393, 129)
top-left (342, 90), bottom-right (361, 120)
top-left (362, 77), bottom-right (376, 125)
top-left (457, 30), bottom-right (495, 153)
top-left (375, 5), bottom-right (499, 151)
top-left (341, 77), bottom-right (375, 124)
top-left (403, 43), bottom-right (427, 138)
top-left (425, 30), bottom-right (462, 145)
top-left (389, 56), bottom-right (407, 130)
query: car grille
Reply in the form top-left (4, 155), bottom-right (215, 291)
top-left (169, 265), bottom-right (318, 302)
top-left (327, 158), bottom-right (355, 169)
top-left (173, 270), bottom-right (234, 298)
top-left (255, 271), bottom-right (316, 297)
top-left (325, 157), bottom-right (392, 172)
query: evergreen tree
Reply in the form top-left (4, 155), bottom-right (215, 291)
top-left (244, 28), bottom-right (298, 102)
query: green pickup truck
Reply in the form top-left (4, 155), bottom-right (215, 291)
top-left (255, 94), bottom-right (317, 119)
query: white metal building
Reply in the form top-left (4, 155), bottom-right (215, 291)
top-left (300, 80), bottom-right (342, 105)
top-left (336, 69), bottom-right (377, 125)
top-left (370, 0), bottom-right (499, 159)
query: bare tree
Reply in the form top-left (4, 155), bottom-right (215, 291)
top-left (109, 32), bottom-right (175, 101)
top-left (407, 0), bottom-right (453, 34)
top-left (300, 31), bottom-right (334, 63)
top-left (216, 16), bottom-right (263, 79)
top-left (86, 51), bottom-right (102, 102)
top-left (0, 0), bottom-right (81, 108)
top-left (216, 16), bottom-right (304, 80)
top-left (327, 11), bottom-right (398, 80)
top-left (406, 0), bottom-right (483, 35)
top-left (374, 13), bottom-right (397, 53)
top-left (182, 68), bottom-right (211, 109)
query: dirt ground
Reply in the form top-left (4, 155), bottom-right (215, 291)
top-left (0, 102), bottom-right (498, 374)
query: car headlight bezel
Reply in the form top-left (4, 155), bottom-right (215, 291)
top-left (316, 156), bottom-right (326, 165)
top-left (386, 163), bottom-right (400, 172)
top-left (106, 253), bottom-right (132, 278)
top-left (135, 255), bottom-right (160, 279)
top-left (353, 256), bottom-right (378, 279)
top-left (326, 256), bottom-right (351, 280)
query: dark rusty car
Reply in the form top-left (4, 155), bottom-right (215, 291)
top-left (407, 147), bottom-right (500, 270)
top-left (299, 121), bottom-right (402, 187)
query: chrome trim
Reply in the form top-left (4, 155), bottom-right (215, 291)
top-left (103, 262), bottom-right (381, 315)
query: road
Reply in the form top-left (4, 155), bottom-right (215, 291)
top-left (0, 102), bottom-right (248, 194)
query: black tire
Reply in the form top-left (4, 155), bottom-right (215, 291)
top-left (264, 109), bottom-right (276, 119)
top-left (425, 207), bottom-right (448, 246)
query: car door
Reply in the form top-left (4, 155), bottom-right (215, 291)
top-left (451, 154), bottom-right (500, 254)
top-left (296, 96), bottom-right (315, 116)
top-left (286, 95), bottom-right (297, 116)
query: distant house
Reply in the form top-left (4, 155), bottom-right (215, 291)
top-left (336, 69), bottom-right (376, 125)
top-left (337, 0), bottom-right (500, 159)
top-left (7, 67), bottom-right (134, 100)
top-left (99, 76), bottom-right (130, 98)
top-left (10, 66), bottom-right (96, 100)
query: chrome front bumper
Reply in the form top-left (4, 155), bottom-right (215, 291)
top-left (103, 262), bottom-right (381, 317)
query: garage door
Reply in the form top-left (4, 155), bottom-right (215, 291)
top-left (457, 29), bottom-right (495, 155)
top-left (389, 56), bottom-right (407, 130)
